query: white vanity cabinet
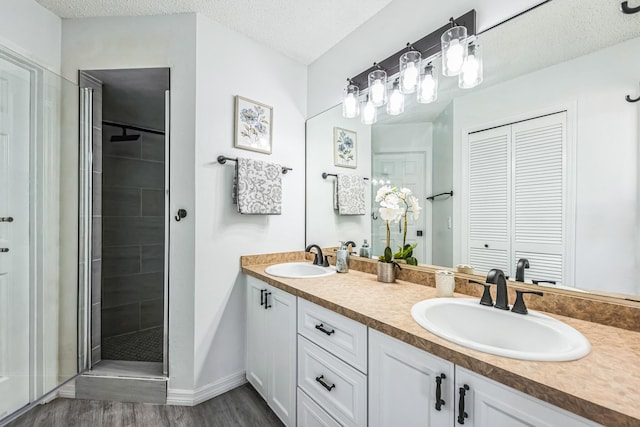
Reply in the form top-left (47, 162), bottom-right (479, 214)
top-left (454, 367), bottom-right (602, 427)
top-left (246, 276), bottom-right (296, 426)
top-left (368, 329), bottom-right (455, 427)
top-left (297, 299), bottom-right (368, 427)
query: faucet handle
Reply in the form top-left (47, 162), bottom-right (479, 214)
top-left (511, 290), bottom-right (543, 315)
top-left (469, 280), bottom-right (494, 306)
top-left (322, 255), bottom-right (330, 267)
top-left (532, 279), bottom-right (556, 285)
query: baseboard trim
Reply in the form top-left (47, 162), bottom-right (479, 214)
top-left (57, 381), bottom-right (76, 399)
top-left (166, 371), bottom-right (246, 406)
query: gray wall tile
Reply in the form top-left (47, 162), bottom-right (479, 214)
top-left (102, 272), bottom-right (164, 309)
top-left (103, 157), bottom-right (163, 189)
top-left (103, 187), bottom-right (141, 217)
top-left (141, 132), bottom-right (165, 162)
top-left (92, 259), bottom-right (102, 305)
top-left (141, 244), bottom-right (164, 273)
top-left (92, 172), bottom-right (102, 216)
top-left (140, 299), bottom-right (164, 329)
top-left (92, 217), bottom-right (102, 260)
top-left (103, 216), bottom-right (164, 246)
top-left (102, 303), bottom-right (139, 338)
top-left (141, 189), bottom-right (164, 216)
top-left (103, 245), bottom-right (140, 277)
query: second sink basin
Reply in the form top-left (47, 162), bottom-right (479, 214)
top-left (411, 298), bottom-right (590, 361)
top-left (265, 262), bottom-right (336, 279)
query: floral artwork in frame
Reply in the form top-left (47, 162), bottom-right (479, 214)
top-left (234, 95), bottom-right (273, 154)
top-left (333, 127), bottom-right (357, 168)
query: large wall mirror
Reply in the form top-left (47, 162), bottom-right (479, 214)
top-left (306, 0), bottom-right (640, 298)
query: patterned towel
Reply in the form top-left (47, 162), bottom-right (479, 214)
top-left (235, 158), bottom-right (282, 215)
top-left (337, 174), bottom-right (365, 215)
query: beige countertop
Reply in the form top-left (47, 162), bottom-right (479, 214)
top-left (242, 256), bottom-right (640, 426)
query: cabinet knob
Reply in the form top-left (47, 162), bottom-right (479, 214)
top-left (0, 248), bottom-right (9, 253)
top-left (0, 217), bottom-right (13, 222)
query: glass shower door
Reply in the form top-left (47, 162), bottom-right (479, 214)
top-left (0, 55), bottom-right (31, 419)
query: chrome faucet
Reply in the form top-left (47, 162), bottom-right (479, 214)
top-left (515, 258), bottom-right (529, 282)
top-left (305, 244), bottom-right (328, 266)
top-left (486, 269), bottom-right (509, 310)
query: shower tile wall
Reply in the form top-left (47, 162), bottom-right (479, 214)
top-left (101, 127), bottom-right (165, 362)
top-left (79, 72), bottom-right (104, 366)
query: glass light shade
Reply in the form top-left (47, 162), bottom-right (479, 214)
top-left (417, 64), bottom-right (438, 104)
top-left (368, 69), bottom-right (388, 107)
top-left (459, 43), bottom-right (483, 89)
top-left (361, 96), bottom-right (377, 125)
top-left (342, 83), bottom-right (360, 118)
top-left (441, 25), bottom-right (468, 76)
top-left (387, 80), bottom-right (404, 116)
top-left (400, 51), bottom-right (421, 94)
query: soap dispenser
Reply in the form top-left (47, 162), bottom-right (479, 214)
top-left (336, 241), bottom-right (349, 273)
top-left (359, 239), bottom-right (371, 258)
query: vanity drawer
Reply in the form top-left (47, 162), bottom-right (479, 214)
top-left (297, 387), bottom-right (342, 427)
top-left (297, 298), bottom-right (367, 373)
top-left (298, 336), bottom-right (367, 427)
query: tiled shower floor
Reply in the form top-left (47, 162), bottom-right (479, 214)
top-left (102, 327), bottom-right (163, 362)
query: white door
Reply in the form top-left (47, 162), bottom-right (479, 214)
top-left (372, 152), bottom-right (429, 263)
top-left (0, 57), bottom-right (31, 418)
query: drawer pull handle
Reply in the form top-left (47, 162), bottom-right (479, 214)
top-left (315, 323), bottom-right (335, 336)
top-left (315, 375), bottom-right (335, 392)
top-left (265, 291), bottom-right (272, 309)
top-left (457, 384), bottom-right (470, 424)
top-left (260, 289), bottom-right (266, 307)
top-left (435, 373), bottom-right (446, 411)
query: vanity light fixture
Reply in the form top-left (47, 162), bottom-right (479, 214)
top-left (441, 19), bottom-right (468, 76)
top-left (417, 63), bottom-right (438, 103)
top-left (368, 66), bottom-right (388, 107)
top-left (399, 48), bottom-right (421, 94)
top-left (387, 79), bottom-right (404, 116)
top-left (361, 95), bottom-right (377, 125)
top-left (459, 42), bottom-right (483, 88)
top-left (342, 80), bottom-right (360, 118)
top-left (339, 10), bottom-right (476, 123)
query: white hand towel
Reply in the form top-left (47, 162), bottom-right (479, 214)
top-left (236, 158), bottom-right (282, 215)
top-left (337, 174), bottom-right (365, 215)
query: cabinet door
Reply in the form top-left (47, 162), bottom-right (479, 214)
top-left (267, 284), bottom-right (297, 426)
top-left (246, 277), bottom-right (269, 399)
top-left (369, 329), bottom-right (454, 427)
top-left (455, 367), bottom-right (601, 427)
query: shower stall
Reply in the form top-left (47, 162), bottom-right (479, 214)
top-left (76, 68), bottom-right (170, 402)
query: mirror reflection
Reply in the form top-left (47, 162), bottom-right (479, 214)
top-left (305, 0), bottom-right (640, 297)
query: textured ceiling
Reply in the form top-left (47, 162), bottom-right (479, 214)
top-left (36, 0), bottom-right (393, 64)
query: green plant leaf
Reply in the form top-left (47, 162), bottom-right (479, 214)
top-left (406, 257), bottom-right (418, 266)
top-left (384, 247), bottom-right (393, 263)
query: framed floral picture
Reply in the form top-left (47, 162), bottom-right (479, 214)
top-left (234, 96), bottom-right (273, 154)
top-left (333, 127), bottom-right (357, 168)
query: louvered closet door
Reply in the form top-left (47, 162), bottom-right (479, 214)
top-left (512, 112), bottom-right (566, 284)
top-left (468, 126), bottom-right (511, 275)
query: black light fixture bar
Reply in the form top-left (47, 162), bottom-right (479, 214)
top-left (349, 10), bottom-right (476, 89)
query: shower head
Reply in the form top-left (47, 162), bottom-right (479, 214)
top-left (110, 128), bottom-right (140, 142)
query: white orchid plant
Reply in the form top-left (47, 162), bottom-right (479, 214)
top-left (375, 186), bottom-right (422, 265)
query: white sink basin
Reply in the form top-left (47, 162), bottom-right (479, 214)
top-left (265, 262), bottom-right (336, 279)
top-left (411, 298), bottom-right (590, 361)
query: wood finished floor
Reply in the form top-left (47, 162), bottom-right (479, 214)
top-left (7, 384), bottom-right (283, 427)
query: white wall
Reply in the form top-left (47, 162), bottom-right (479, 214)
top-left (0, 0), bottom-right (61, 73)
top-left (192, 14), bottom-right (307, 391)
top-left (306, 105), bottom-right (371, 249)
top-left (452, 37), bottom-right (640, 295)
top-left (62, 14), bottom-right (198, 391)
top-left (307, 0), bottom-right (545, 117)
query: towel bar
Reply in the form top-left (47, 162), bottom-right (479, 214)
top-left (322, 172), bottom-right (369, 180)
top-left (217, 155), bottom-right (292, 174)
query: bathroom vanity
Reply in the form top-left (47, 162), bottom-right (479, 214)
top-left (242, 252), bottom-right (640, 427)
